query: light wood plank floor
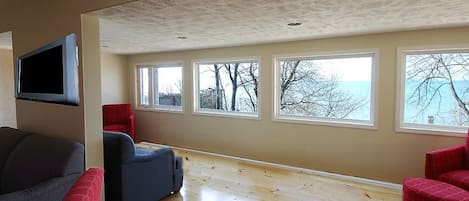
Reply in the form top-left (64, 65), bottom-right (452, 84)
top-left (137, 144), bottom-right (402, 201)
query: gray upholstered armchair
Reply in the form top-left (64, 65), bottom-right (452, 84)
top-left (103, 131), bottom-right (183, 201)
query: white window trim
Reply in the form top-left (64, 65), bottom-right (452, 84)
top-left (192, 57), bottom-right (261, 120)
top-left (272, 49), bottom-right (380, 130)
top-left (396, 45), bottom-right (469, 136)
top-left (135, 61), bottom-right (184, 113)
top-left (136, 65), bottom-right (152, 108)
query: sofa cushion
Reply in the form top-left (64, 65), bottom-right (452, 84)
top-left (438, 170), bottom-right (469, 191)
top-left (0, 127), bottom-right (31, 192)
top-left (0, 174), bottom-right (80, 201)
top-left (0, 134), bottom-right (84, 194)
top-left (403, 177), bottom-right (469, 201)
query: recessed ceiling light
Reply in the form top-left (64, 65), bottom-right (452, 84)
top-left (177, 36), bottom-right (188, 39)
top-left (100, 40), bottom-right (112, 48)
top-left (287, 22), bottom-right (302, 26)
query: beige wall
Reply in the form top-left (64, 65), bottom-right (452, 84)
top-left (0, 0), bottom-right (134, 169)
top-left (0, 0), bottom-right (467, 185)
top-left (101, 53), bottom-right (129, 104)
top-left (0, 49), bottom-right (16, 128)
top-left (128, 27), bottom-right (469, 184)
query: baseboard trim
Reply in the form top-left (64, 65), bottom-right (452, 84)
top-left (139, 142), bottom-right (402, 190)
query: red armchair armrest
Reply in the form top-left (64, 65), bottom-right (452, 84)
top-left (425, 145), bottom-right (465, 179)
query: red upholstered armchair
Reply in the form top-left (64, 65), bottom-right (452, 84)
top-left (103, 104), bottom-right (135, 140)
top-left (425, 131), bottom-right (469, 191)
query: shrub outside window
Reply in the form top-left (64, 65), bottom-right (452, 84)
top-left (193, 58), bottom-right (260, 118)
top-left (137, 64), bottom-right (183, 112)
top-left (397, 47), bottom-right (469, 134)
top-left (274, 51), bottom-right (378, 128)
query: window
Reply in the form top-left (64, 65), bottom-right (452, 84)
top-left (397, 47), bottom-right (469, 134)
top-left (137, 63), bottom-right (183, 112)
top-left (274, 51), bottom-right (377, 128)
top-left (193, 58), bottom-right (260, 118)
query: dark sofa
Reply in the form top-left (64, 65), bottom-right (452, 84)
top-left (0, 127), bottom-right (84, 201)
top-left (103, 131), bottom-right (183, 201)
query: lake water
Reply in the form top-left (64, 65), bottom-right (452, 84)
top-left (338, 80), bottom-right (469, 126)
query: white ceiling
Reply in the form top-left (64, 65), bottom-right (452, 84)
top-left (2, 1), bottom-right (469, 54)
top-left (89, 0), bottom-right (469, 55)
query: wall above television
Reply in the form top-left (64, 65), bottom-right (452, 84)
top-left (15, 33), bottom-right (79, 106)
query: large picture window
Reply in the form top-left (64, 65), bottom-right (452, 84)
top-left (193, 58), bottom-right (259, 118)
top-left (274, 51), bottom-right (377, 128)
top-left (137, 63), bottom-right (183, 112)
top-left (397, 47), bottom-right (469, 134)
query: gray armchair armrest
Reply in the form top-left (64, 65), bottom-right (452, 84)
top-left (125, 147), bottom-right (174, 164)
top-left (0, 174), bottom-right (80, 201)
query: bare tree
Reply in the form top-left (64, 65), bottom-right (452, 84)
top-left (214, 64), bottom-right (222, 109)
top-left (199, 63), bottom-right (258, 112)
top-left (406, 53), bottom-right (469, 125)
top-left (238, 63), bottom-right (258, 112)
top-left (314, 76), bottom-right (366, 118)
top-left (175, 80), bottom-right (183, 95)
top-left (279, 60), bottom-right (366, 119)
top-left (224, 63), bottom-right (240, 111)
top-left (280, 60), bottom-right (301, 104)
top-left (200, 59), bottom-right (364, 116)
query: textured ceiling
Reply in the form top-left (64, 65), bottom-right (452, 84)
top-left (0, 32), bottom-right (12, 50)
top-left (89, 0), bottom-right (469, 54)
top-left (1, 1), bottom-right (467, 54)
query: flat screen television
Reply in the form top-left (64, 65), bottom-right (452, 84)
top-left (15, 33), bottom-right (79, 106)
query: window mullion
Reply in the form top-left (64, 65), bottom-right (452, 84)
top-left (148, 67), bottom-right (154, 107)
top-left (153, 67), bottom-right (160, 106)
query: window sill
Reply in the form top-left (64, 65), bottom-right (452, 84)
top-left (397, 123), bottom-right (467, 137)
top-left (273, 115), bottom-right (377, 130)
top-left (193, 109), bottom-right (260, 120)
top-left (136, 106), bottom-right (184, 114)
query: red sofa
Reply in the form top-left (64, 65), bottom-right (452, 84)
top-left (63, 168), bottom-right (105, 201)
top-left (425, 132), bottom-right (469, 191)
top-left (103, 104), bottom-right (135, 140)
top-left (403, 177), bottom-right (469, 201)
top-left (403, 131), bottom-right (469, 200)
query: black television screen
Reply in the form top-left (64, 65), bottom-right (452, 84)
top-left (15, 33), bottom-right (79, 106)
top-left (20, 45), bottom-right (64, 94)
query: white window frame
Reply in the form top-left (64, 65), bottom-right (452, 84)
top-left (273, 49), bottom-right (379, 129)
top-left (136, 62), bottom-right (184, 113)
top-left (192, 57), bottom-right (261, 120)
top-left (396, 45), bottom-right (469, 136)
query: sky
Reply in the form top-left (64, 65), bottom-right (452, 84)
top-left (312, 57), bottom-right (372, 81)
top-left (157, 67), bottom-right (182, 93)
